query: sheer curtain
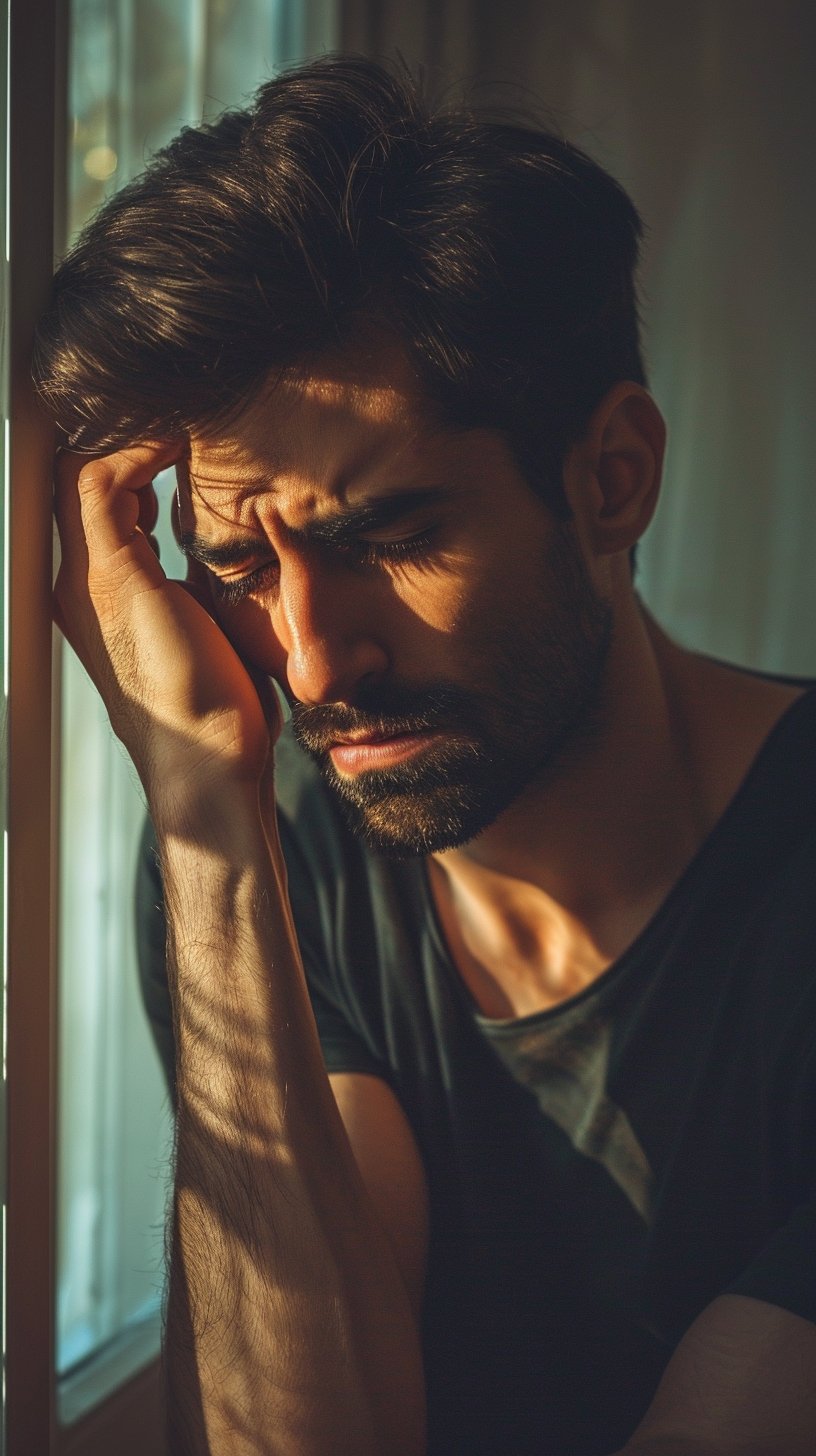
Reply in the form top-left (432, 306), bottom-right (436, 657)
top-left (56, 0), bottom-right (339, 1422)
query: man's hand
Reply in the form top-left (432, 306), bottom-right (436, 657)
top-left (53, 445), bottom-right (273, 808)
top-left (55, 444), bottom-right (425, 1456)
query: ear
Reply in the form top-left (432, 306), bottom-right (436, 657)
top-left (562, 383), bottom-right (666, 559)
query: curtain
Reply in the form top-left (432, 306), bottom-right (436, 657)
top-left (341, 0), bottom-right (816, 676)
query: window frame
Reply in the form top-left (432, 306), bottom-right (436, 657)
top-left (5, 0), bottom-right (60, 1450)
top-left (3, 3), bottom-right (167, 1452)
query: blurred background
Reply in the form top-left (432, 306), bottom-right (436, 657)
top-left (55, 0), bottom-right (816, 1433)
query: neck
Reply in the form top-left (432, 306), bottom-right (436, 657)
top-left (429, 591), bottom-right (800, 1019)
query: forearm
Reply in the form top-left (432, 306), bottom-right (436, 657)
top-left (159, 784), bottom-right (425, 1456)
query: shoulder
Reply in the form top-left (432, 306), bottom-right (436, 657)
top-left (696, 668), bottom-right (816, 831)
top-left (655, 622), bottom-right (816, 831)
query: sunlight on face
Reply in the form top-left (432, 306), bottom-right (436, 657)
top-left (177, 338), bottom-right (612, 855)
top-left (186, 347), bottom-right (421, 526)
top-left (181, 339), bottom-right (555, 641)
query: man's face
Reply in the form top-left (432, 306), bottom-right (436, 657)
top-left (181, 342), bottom-right (612, 856)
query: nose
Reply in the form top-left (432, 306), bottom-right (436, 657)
top-left (274, 549), bottom-right (390, 705)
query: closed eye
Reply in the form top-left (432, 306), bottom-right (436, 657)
top-left (211, 560), bottom-right (279, 607)
top-left (341, 530), bottom-right (436, 569)
top-left (211, 530), bottom-right (436, 606)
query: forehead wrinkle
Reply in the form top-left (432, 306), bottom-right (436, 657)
top-left (189, 363), bottom-right (419, 484)
top-left (186, 448), bottom-right (285, 507)
top-left (184, 483), bottom-right (456, 569)
top-left (189, 424), bottom-right (428, 527)
top-left (185, 360), bottom-right (440, 551)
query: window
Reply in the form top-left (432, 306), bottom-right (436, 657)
top-left (54, 0), bottom-right (339, 1442)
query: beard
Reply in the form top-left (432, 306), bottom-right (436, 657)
top-left (290, 524), bottom-right (613, 857)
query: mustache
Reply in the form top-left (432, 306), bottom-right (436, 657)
top-left (290, 680), bottom-right (483, 756)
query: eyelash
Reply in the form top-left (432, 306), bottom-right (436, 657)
top-left (212, 531), bottom-right (435, 607)
top-left (214, 563), bottom-right (278, 607)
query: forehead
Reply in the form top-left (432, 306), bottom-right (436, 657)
top-left (187, 340), bottom-right (433, 517)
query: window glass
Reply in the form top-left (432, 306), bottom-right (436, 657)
top-left (57, 0), bottom-right (338, 1423)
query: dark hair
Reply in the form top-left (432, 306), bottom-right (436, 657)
top-left (33, 55), bottom-right (646, 515)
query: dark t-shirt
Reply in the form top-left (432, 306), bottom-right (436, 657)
top-left (137, 685), bottom-right (816, 1456)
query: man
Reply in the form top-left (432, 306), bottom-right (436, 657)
top-left (37, 56), bottom-right (816, 1456)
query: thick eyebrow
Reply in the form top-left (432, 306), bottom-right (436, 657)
top-left (180, 486), bottom-right (451, 568)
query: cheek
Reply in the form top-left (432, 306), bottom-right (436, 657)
top-left (214, 600), bottom-right (287, 677)
top-left (212, 560), bottom-right (518, 685)
top-left (390, 561), bottom-right (519, 684)
top-left (393, 555), bottom-right (486, 638)
top-left (404, 543), bottom-right (553, 680)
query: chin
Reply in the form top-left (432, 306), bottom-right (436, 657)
top-left (322, 770), bottom-right (518, 859)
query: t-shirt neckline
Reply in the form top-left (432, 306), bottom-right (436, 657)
top-left (419, 681), bottom-right (816, 1033)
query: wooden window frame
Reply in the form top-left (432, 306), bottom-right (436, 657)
top-left (4, 2), bottom-right (166, 1450)
top-left (6, 1), bottom-right (60, 1449)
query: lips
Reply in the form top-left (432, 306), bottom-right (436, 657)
top-left (328, 729), bottom-right (441, 774)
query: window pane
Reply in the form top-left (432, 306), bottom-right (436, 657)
top-left (57, 0), bottom-right (338, 1422)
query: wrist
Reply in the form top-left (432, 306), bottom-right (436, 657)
top-left (150, 769), bottom-right (271, 854)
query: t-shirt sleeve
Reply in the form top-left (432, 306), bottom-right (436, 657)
top-left (277, 810), bottom-right (394, 1085)
top-left (306, 978), bottom-right (392, 1080)
top-left (725, 1203), bottom-right (816, 1325)
top-left (135, 806), bottom-right (391, 1097)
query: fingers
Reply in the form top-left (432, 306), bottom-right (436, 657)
top-left (55, 446), bottom-right (167, 559)
top-left (53, 444), bottom-right (183, 684)
top-left (71, 444), bottom-right (177, 558)
top-left (136, 480), bottom-right (159, 537)
top-left (55, 443), bottom-right (181, 607)
top-left (136, 481), bottom-right (162, 559)
top-left (51, 442), bottom-right (274, 790)
top-left (53, 454), bottom-right (91, 599)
